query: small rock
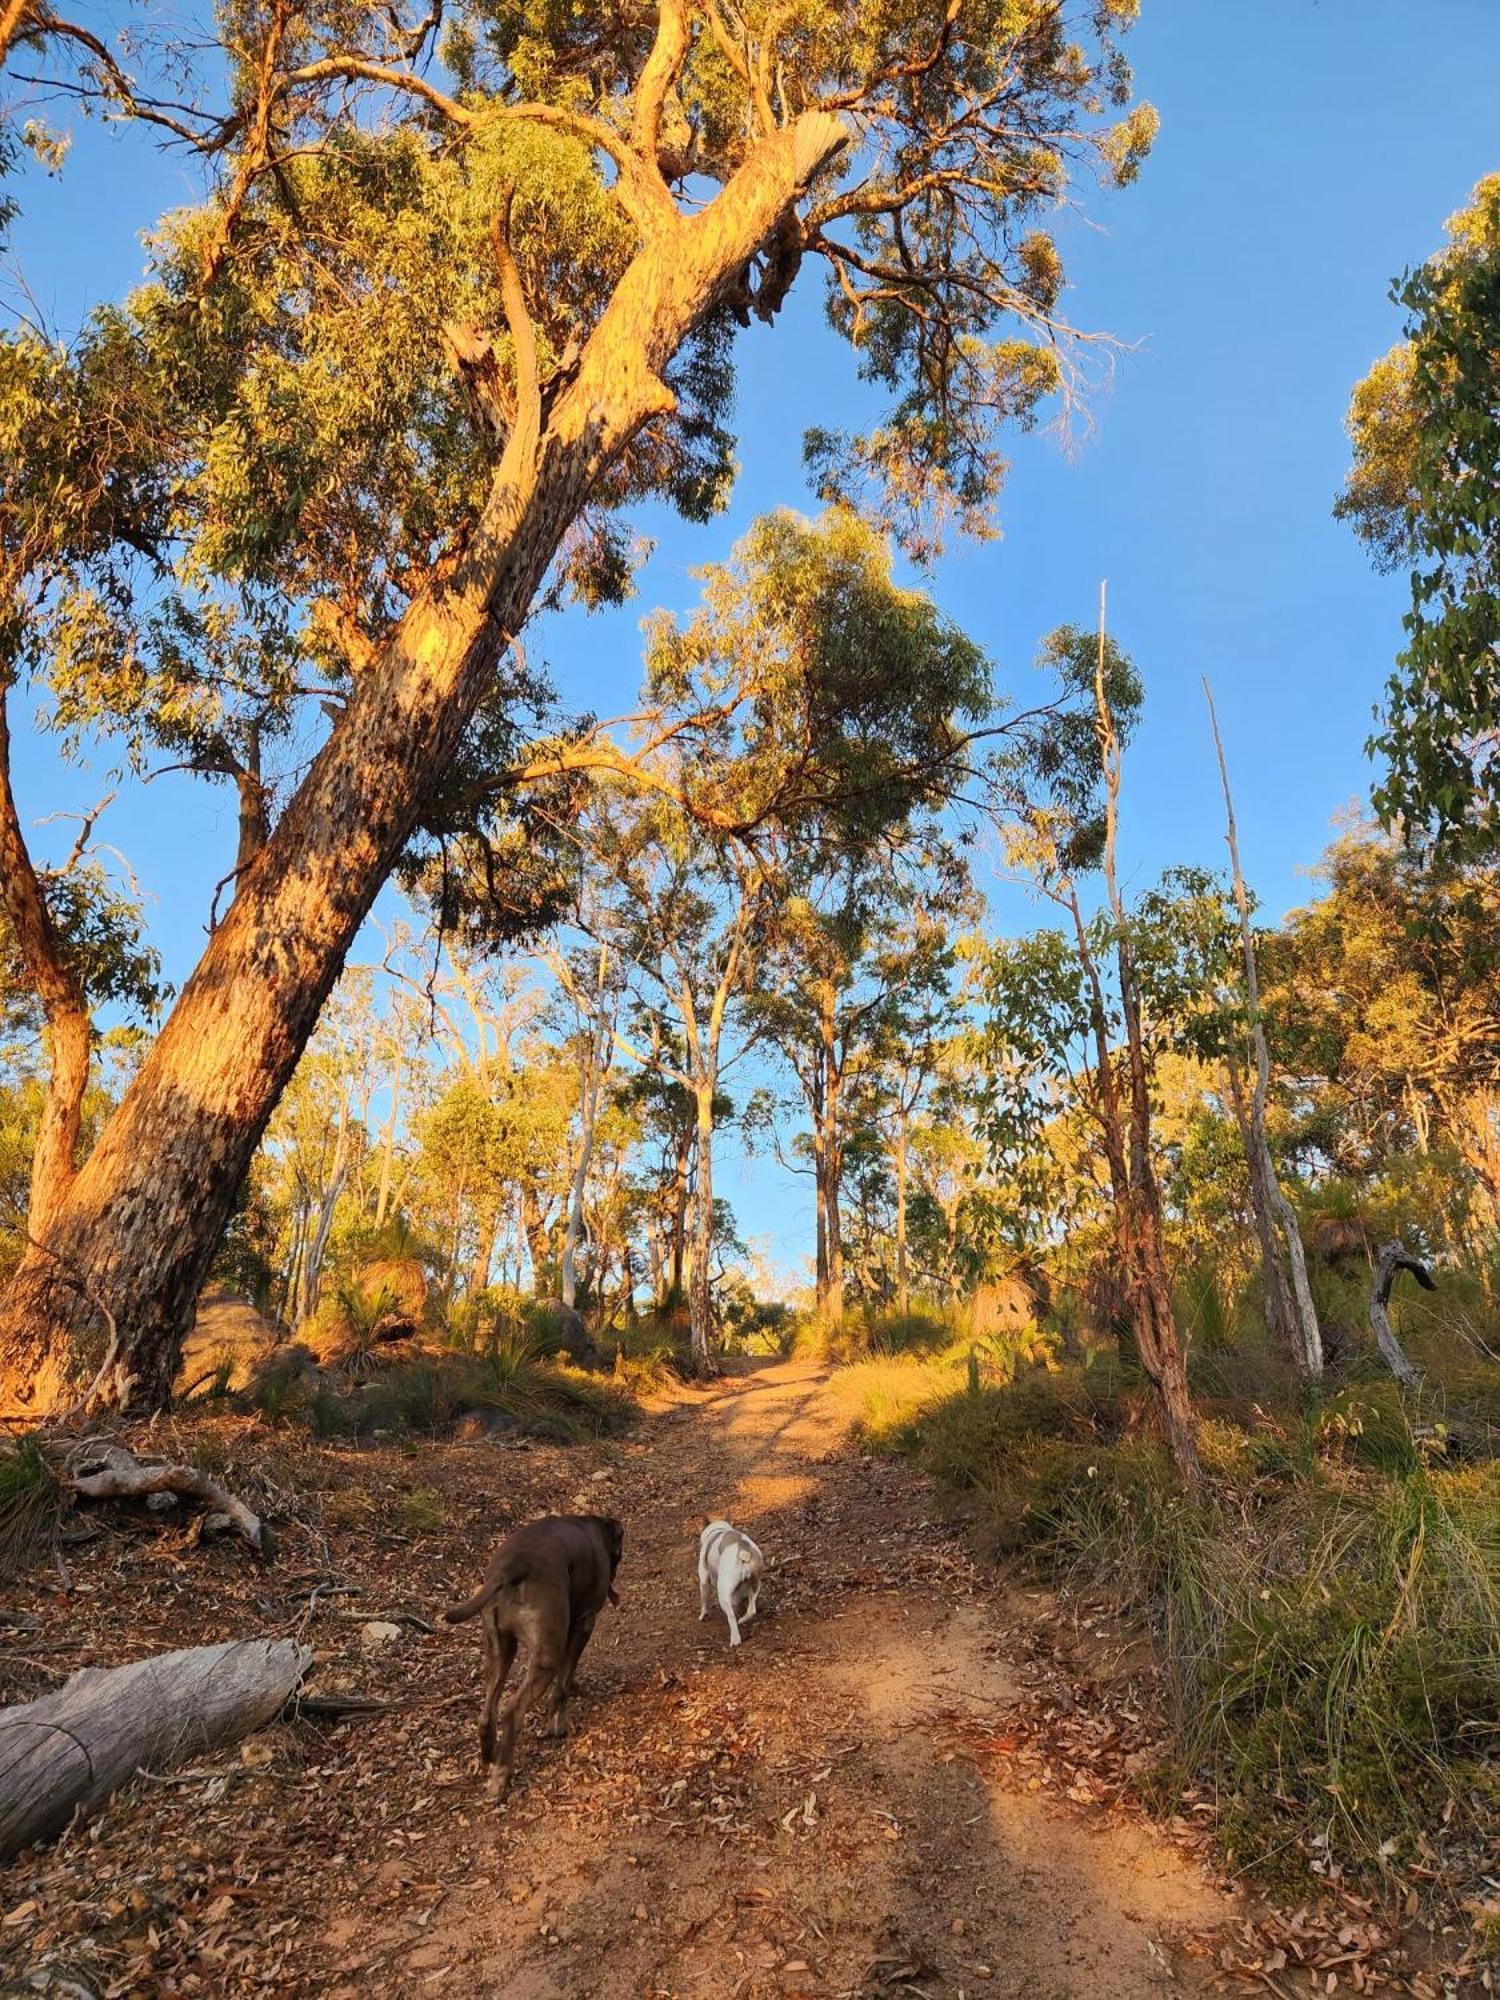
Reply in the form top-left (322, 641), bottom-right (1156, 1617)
top-left (951, 1917), bottom-right (968, 1936)
top-left (361, 1621), bottom-right (403, 1649)
top-left (144, 1492), bottom-right (179, 1515)
top-left (633, 1905), bottom-right (648, 1922)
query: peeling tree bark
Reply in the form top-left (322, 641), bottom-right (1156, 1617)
top-left (0, 111), bottom-right (849, 1413)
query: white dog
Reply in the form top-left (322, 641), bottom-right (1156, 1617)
top-left (697, 1518), bottom-right (765, 1648)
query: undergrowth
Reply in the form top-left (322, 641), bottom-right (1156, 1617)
top-left (0, 1434), bottom-right (62, 1580)
top-left (832, 1332), bottom-right (1500, 1923)
top-left (247, 1341), bottom-right (636, 1443)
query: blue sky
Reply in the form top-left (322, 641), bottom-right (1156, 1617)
top-left (6, 0), bottom-right (1499, 1286)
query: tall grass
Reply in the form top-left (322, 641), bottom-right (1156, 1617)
top-left (827, 1340), bottom-right (1500, 1901)
top-left (257, 1343), bottom-right (637, 1442)
top-left (0, 1435), bottom-right (61, 1579)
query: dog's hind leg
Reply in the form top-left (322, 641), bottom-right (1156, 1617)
top-left (717, 1562), bottom-right (744, 1647)
top-left (550, 1609), bottom-right (597, 1734)
top-left (489, 1648), bottom-right (557, 1800)
top-left (479, 1616), bottom-right (517, 1767)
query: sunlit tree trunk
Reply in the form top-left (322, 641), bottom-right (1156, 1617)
top-left (0, 687), bottom-right (93, 1242)
top-left (1094, 592), bottom-right (1201, 1487)
top-left (688, 1077), bottom-right (716, 1373)
top-left (0, 113), bottom-right (847, 1411)
top-left (469, 1199), bottom-right (502, 1298)
top-left (894, 1110), bottom-right (910, 1316)
top-left (821, 990), bottom-right (845, 1320)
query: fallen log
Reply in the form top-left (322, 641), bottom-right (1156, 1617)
top-left (0, 1636), bottom-right (310, 1859)
top-left (64, 1440), bottom-right (265, 1552)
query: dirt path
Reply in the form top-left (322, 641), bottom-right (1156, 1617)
top-left (338, 1359), bottom-right (1235, 1998)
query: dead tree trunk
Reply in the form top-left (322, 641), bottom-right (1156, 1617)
top-left (1204, 680), bottom-right (1322, 1378)
top-left (0, 112), bottom-right (849, 1414)
top-left (1369, 1240), bottom-right (1431, 1388)
top-left (0, 1637), bottom-right (309, 1859)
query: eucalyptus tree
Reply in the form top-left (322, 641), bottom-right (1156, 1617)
top-left (589, 796), bottom-right (767, 1369)
top-left (0, 0), bottom-right (1155, 1407)
top-left (1339, 176), bottom-right (1500, 858)
top-left (755, 858), bottom-right (972, 1320)
top-left (983, 619), bottom-right (1202, 1483)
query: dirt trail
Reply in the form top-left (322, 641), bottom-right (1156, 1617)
top-left (343, 1359), bottom-right (1235, 1998)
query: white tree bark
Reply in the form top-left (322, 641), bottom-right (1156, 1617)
top-left (1205, 679), bottom-right (1323, 1377)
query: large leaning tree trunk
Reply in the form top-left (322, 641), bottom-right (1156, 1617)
top-left (687, 1074), bottom-right (717, 1374)
top-left (0, 112), bottom-right (848, 1414)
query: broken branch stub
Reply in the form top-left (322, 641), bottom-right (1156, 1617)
top-left (64, 1439), bottom-right (264, 1551)
top-left (1368, 1239), bottom-right (1433, 1389)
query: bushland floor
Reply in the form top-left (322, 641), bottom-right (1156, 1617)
top-left (2, 1360), bottom-right (1370, 1997)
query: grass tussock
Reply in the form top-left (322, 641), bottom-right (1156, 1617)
top-left (828, 1333), bottom-right (1500, 1908)
top-left (245, 1331), bottom-right (637, 1444)
top-left (0, 1433), bottom-right (63, 1580)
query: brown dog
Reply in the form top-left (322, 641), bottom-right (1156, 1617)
top-left (442, 1513), bottom-right (624, 1799)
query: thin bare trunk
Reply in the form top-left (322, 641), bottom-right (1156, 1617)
top-left (1224, 1045), bottom-right (1297, 1353)
top-left (561, 942), bottom-right (612, 1312)
top-left (688, 1079), bottom-right (716, 1372)
top-left (667, 1131), bottom-right (691, 1305)
top-left (894, 1112), bottom-right (910, 1316)
top-left (373, 1044), bottom-right (405, 1229)
top-left (1097, 589), bottom-right (1200, 1486)
top-left (0, 113), bottom-right (849, 1411)
top-left (1204, 679), bottom-right (1322, 1378)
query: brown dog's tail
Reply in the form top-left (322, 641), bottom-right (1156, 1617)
top-left (441, 1552), bottom-right (528, 1624)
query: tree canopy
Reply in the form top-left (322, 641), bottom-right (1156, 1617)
top-left (1340, 175), bottom-right (1500, 858)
